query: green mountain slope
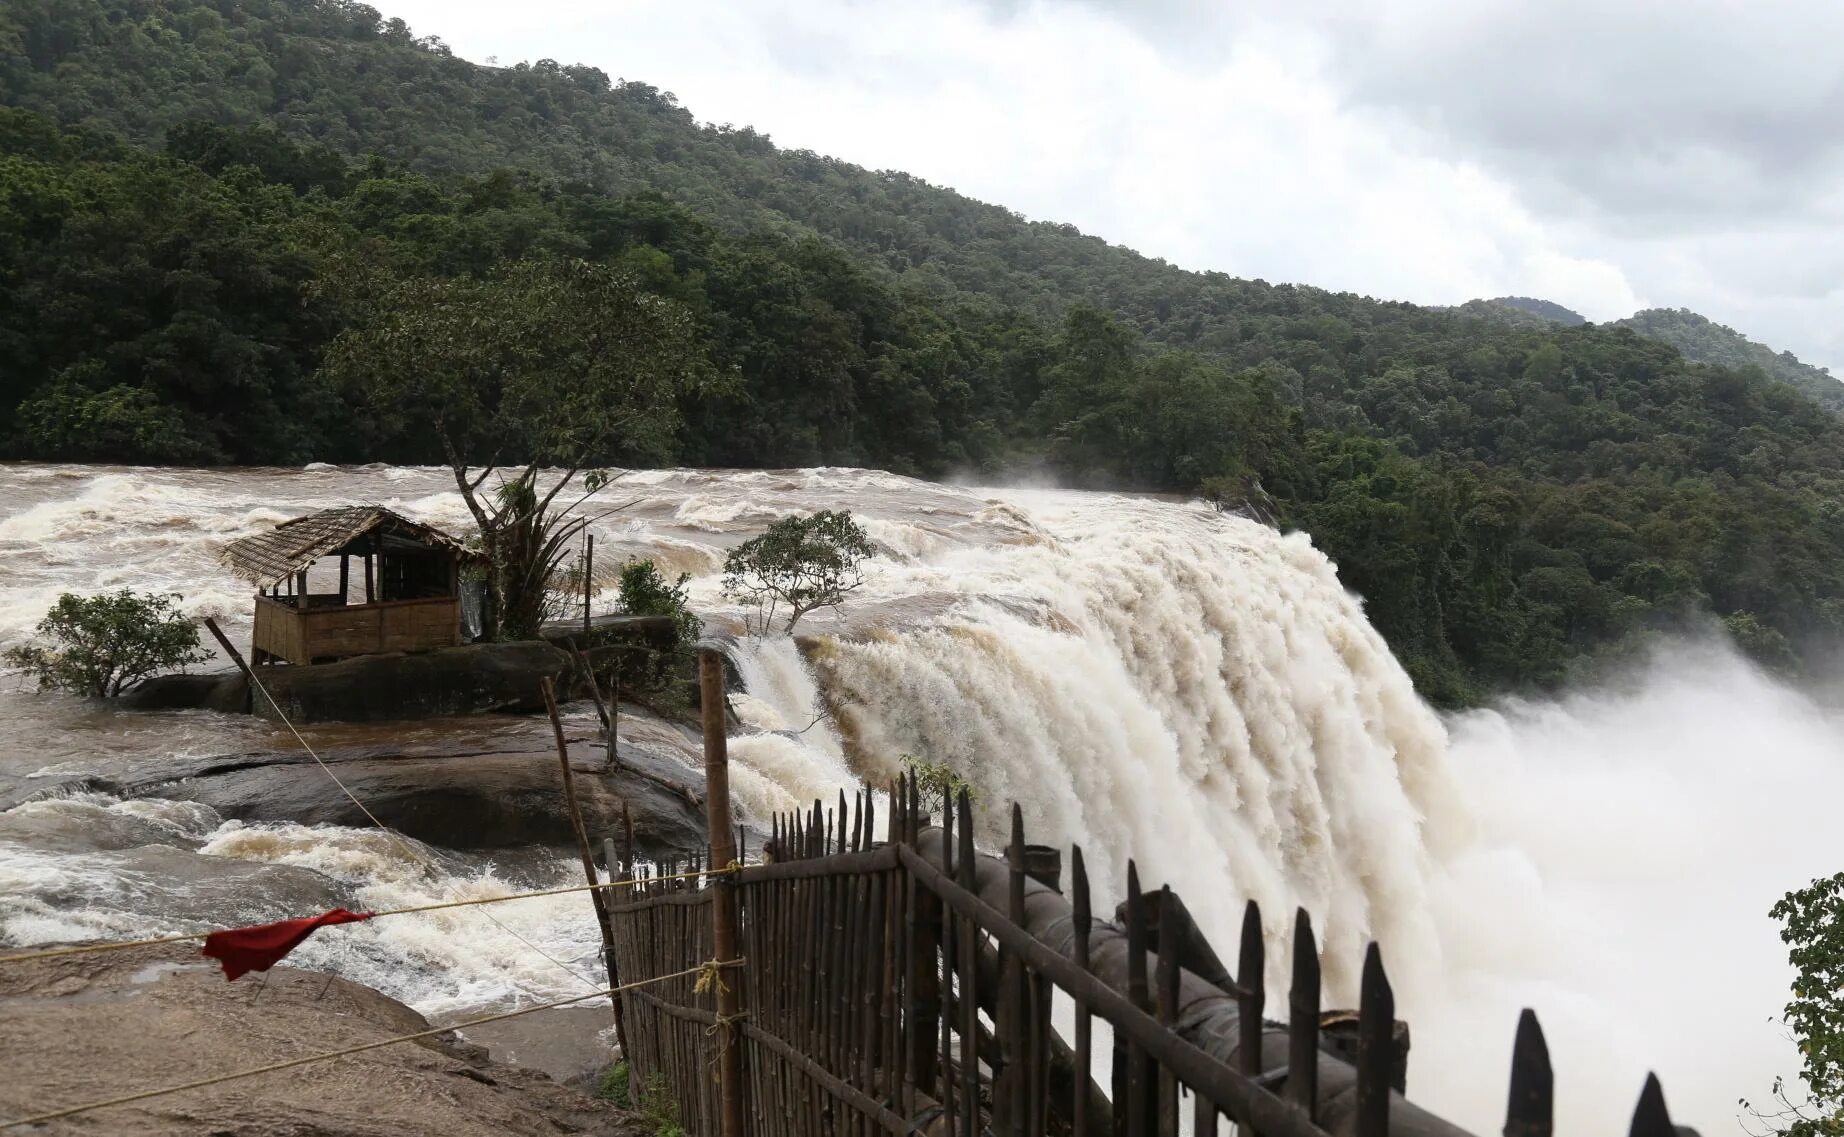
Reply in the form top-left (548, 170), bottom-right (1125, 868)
top-left (1456, 295), bottom-right (1844, 414)
top-left (1616, 307), bottom-right (1844, 413)
top-left (1488, 297), bottom-right (1587, 326)
top-left (0, 1), bottom-right (1571, 344)
top-left (7, 0), bottom-right (1844, 706)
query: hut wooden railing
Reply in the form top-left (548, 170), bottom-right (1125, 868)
top-left (251, 592), bottom-right (460, 665)
top-left (603, 784), bottom-right (1695, 1137)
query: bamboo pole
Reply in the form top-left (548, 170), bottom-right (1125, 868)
top-left (699, 648), bottom-right (746, 1137)
top-left (201, 616), bottom-right (255, 713)
top-left (540, 677), bottom-right (630, 1062)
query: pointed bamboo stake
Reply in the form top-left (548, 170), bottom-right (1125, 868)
top-left (1355, 943), bottom-right (1394, 1137)
top-left (1287, 909), bottom-right (1320, 1123)
top-left (1504, 1009), bottom-right (1552, 1137)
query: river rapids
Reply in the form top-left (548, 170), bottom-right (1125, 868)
top-left (0, 462), bottom-right (1836, 1133)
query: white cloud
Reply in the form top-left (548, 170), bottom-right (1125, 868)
top-left (381, 0), bottom-right (1844, 373)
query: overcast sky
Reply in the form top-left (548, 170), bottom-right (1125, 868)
top-left (384, 0), bottom-right (1844, 376)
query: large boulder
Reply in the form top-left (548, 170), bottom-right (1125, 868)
top-left (248, 641), bottom-right (570, 724)
top-left (119, 669), bottom-right (249, 713)
top-left (116, 730), bottom-right (710, 855)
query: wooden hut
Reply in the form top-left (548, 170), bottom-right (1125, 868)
top-left (219, 506), bottom-right (479, 666)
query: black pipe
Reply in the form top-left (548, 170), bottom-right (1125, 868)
top-left (917, 828), bottom-right (1473, 1137)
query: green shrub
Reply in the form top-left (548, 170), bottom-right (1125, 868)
top-left (2, 590), bottom-right (208, 697)
top-left (595, 1060), bottom-right (631, 1108)
top-left (638, 1071), bottom-right (680, 1136)
top-left (903, 755), bottom-right (977, 819)
top-left (618, 559), bottom-right (702, 644)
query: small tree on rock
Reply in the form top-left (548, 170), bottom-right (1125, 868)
top-left (722, 511), bottom-right (873, 634)
top-left (3, 590), bottom-right (208, 696)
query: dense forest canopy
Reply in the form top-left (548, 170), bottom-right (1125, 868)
top-left (6, 0), bottom-right (1844, 707)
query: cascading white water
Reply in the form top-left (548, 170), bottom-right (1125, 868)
top-left (728, 490), bottom-right (1466, 1006)
top-left (0, 463), bottom-right (1830, 1134)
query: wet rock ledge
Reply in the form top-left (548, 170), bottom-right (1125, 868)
top-left (6, 721), bottom-right (711, 856)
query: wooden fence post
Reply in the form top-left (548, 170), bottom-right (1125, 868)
top-left (700, 648), bottom-right (746, 1137)
top-left (582, 533), bottom-right (594, 638)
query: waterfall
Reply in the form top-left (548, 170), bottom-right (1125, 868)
top-left (1, 463), bottom-right (1822, 1133)
top-left (724, 489), bottom-right (1468, 1005)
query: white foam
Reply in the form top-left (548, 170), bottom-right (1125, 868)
top-left (199, 821), bottom-right (604, 1013)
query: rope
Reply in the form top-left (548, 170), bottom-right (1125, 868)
top-left (0, 864), bottom-right (741, 967)
top-left (0, 958), bottom-right (742, 1131)
top-left (244, 666), bottom-right (390, 833)
top-left (240, 664), bottom-right (598, 992)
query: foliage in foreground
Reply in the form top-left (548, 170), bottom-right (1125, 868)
top-left (2, 590), bottom-right (208, 697)
top-left (593, 1061), bottom-right (682, 1136)
top-left (722, 512), bottom-right (874, 634)
top-left (595, 1060), bottom-right (631, 1108)
top-left (1748, 873), bottom-right (1844, 1137)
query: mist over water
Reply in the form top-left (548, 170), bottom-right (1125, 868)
top-left (0, 463), bottom-right (1830, 1134)
top-left (1415, 644), bottom-right (1840, 1134)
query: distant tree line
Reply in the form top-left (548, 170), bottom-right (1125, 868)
top-left (6, 1), bottom-right (1844, 706)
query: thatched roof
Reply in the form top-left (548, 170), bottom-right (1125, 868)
top-left (218, 506), bottom-right (475, 588)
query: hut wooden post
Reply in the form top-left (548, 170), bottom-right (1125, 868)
top-left (338, 553), bottom-right (350, 603)
top-left (700, 648), bottom-right (746, 1137)
top-left (364, 552), bottom-right (374, 603)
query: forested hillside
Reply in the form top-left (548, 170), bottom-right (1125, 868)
top-left (1616, 308), bottom-right (1844, 414)
top-left (5, 0), bottom-right (1844, 706)
top-left (1458, 296), bottom-right (1844, 414)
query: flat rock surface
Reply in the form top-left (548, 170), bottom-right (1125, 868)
top-left (0, 942), bottom-right (646, 1136)
top-left (450, 1006), bottom-right (618, 1087)
top-left (7, 727), bottom-right (711, 855)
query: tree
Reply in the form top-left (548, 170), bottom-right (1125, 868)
top-left (722, 511), bottom-right (873, 634)
top-left (3, 590), bottom-right (208, 697)
top-left (1747, 872), bottom-right (1844, 1136)
top-left (319, 258), bottom-right (707, 639)
top-left (14, 370), bottom-right (222, 464)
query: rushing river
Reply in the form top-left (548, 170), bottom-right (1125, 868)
top-left (0, 462), bottom-right (1837, 1133)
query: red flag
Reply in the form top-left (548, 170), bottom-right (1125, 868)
top-left (202, 908), bottom-right (373, 981)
